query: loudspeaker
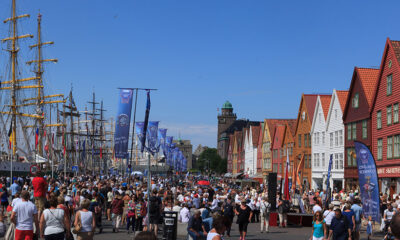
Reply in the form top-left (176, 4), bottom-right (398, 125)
top-left (268, 173), bottom-right (277, 211)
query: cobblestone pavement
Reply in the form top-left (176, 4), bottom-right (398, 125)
top-left (93, 218), bottom-right (383, 240)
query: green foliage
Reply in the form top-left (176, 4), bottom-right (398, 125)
top-left (197, 148), bottom-right (226, 174)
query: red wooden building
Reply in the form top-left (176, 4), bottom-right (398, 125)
top-left (272, 124), bottom-right (286, 181)
top-left (342, 67), bottom-right (379, 190)
top-left (372, 38), bottom-right (400, 197)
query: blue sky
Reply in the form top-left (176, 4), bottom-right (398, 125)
top-left (0, 0), bottom-right (399, 148)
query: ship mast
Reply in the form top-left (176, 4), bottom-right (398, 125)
top-left (26, 13), bottom-right (59, 157)
top-left (1, 0), bottom-right (39, 158)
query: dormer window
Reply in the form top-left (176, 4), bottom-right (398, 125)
top-left (352, 93), bottom-right (359, 108)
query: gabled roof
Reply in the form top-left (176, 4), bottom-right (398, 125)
top-left (304, 94), bottom-right (319, 122)
top-left (371, 38), bottom-right (400, 111)
top-left (272, 125), bottom-right (286, 149)
top-left (343, 67), bottom-right (379, 120)
top-left (264, 119), bottom-right (292, 140)
top-left (320, 95), bottom-right (332, 120)
top-left (251, 125), bottom-right (260, 146)
top-left (336, 90), bottom-right (349, 112)
top-left (223, 120), bottom-right (259, 135)
top-left (358, 68), bottom-right (380, 108)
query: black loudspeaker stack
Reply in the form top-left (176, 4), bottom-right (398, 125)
top-left (268, 172), bottom-right (277, 211)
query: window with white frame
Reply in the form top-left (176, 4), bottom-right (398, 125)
top-left (388, 136), bottom-right (393, 159)
top-left (330, 133), bottom-right (333, 147)
top-left (377, 139), bottom-right (383, 161)
top-left (394, 135), bottom-right (400, 159)
top-left (335, 131), bottom-right (339, 146)
top-left (322, 153), bottom-right (325, 168)
top-left (322, 132), bottom-right (325, 145)
top-left (339, 130), bottom-right (343, 146)
top-left (335, 153), bottom-right (339, 169)
top-left (339, 153), bottom-right (344, 169)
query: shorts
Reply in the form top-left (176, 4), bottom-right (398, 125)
top-left (34, 197), bottom-right (46, 212)
top-left (238, 222), bottom-right (248, 232)
top-left (355, 223), bottom-right (361, 232)
top-left (106, 201), bottom-right (112, 209)
top-left (15, 229), bottom-right (34, 240)
top-left (313, 237), bottom-right (324, 240)
top-left (1, 201), bottom-right (8, 207)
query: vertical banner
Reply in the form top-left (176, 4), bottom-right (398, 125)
top-left (135, 122), bottom-right (145, 150)
top-left (284, 149), bottom-right (290, 200)
top-left (354, 141), bottom-right (380, 222)
top-left (147, 121), bottom-right (159, 155)
top-left (165, 137), bottom-right (173, 166)
top-left (325, 154), bottom-right (333, 209)
top-left (114, 89), bottom-right (134, 159)
top-left (141, 91), bottom-right (151, 152)
top-left (158, 129), bottom-right (167, 156)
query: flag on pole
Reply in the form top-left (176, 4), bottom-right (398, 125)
top-left (296, 154), bottom-right (304, 189)
top-left (62, 128), bottom-right (66, 156)
top-left (141, 91), bottom-right (151, 153)
top-left (35, 128), bottom-right (39, 149)
top-left (8, 122), bottom-right (13, 150)
top-left (284, 148), bottom-right (290, 200)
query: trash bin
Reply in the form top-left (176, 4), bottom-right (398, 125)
top-left (162, 211), bottom-right (177, 240)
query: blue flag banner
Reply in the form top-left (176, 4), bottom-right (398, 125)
top-left (158, 128), bottom-right (167, 155)
top-left (165, 137), bottom-right (173, 166)
top-left (326, 154), bottom-right (333, 190)
top-left (147, 121), bottom-right (159, 155)
top-left (114, 89), bottom-right (134, 159)
top-left (141, 91), bottom-right (151, 153)
top-left (354, 141), bottom-right (380, 222)
top-left (135, 122), bottom-right (145, 150)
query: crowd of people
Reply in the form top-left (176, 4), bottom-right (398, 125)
top-left (0, 173), bottom-right (400, 240)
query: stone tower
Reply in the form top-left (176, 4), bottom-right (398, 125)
top-left (217, 101), bottom-right (237, 159)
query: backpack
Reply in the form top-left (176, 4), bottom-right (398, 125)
top-left (282, 201), bottom-right (290, 212)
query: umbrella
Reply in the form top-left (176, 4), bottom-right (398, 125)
top-left (197, 180), bottom-right (210, 186)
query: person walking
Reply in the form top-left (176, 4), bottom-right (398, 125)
top-left (351, 198), bottom-right (363, 240)
top-left (277, 195), bottom-right (289, 227)
top-left (0, 186), bottom-right (9, 215)
top-left (74, 199), bottom-right (95, 240)
top-left (149, 190), bottom-right (162, 236)
top-left (11, 190), bottom-right (39, 240)
top-left (235, 200), bottom-right (253, 240)
top-left (111, 192), bottom-right (124, 233)
top-left (222, 196), bottom-right (234, 237)
top-left (39, 196), bottom-right (71, 240)
top-left (260, 196), bottom-right (271, 233)
top-left (342, 203), bottom-right (355, 239)
top-left (329, 208), bottom-right (351, 240)
top-left (207, 215), bottom-right (229, 240)
top-left (32, 172), bottom-right (48, 218)
top-left (323, 204), bottom-right (335, 229)
top-left (135, 196), bottom-right (146, 233)
top-left (310, 211), bottom-right (326, 240)
top-left (126, 195), bottom-right (136, 234)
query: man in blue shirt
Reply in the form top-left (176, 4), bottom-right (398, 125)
top-left (351, 198), bottom-right (363, 240)
top-left (10, 180), bottom-right (20, 199)
top-left (329, 208), bottom-right (352, 240)
top-left (187, 210), bottom-right (207, 240)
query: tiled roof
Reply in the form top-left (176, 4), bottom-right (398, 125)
top-left (286, 119), bottom-right (297, 136)
top-left (319, 95), bottom-right (332, 120)
top-left (272, 125), bottom-right (286, 149)
top-left (251, 125), bottom-right (260, 146)
top-left (390, 40), bottom-right (400, 64)
top-left (357, 68), bottom-right (379, 107)
top-left (336, 90), bottom-right (349, 112)
top-left (265, 119), bottom-right (292, 139)
top-left (303, 94), bottom-right (318, 122)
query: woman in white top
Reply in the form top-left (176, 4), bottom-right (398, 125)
top-left (40, 196), bottom-right (71, 240)
top-left (74, 199), bottom-right (95, 240)
top-left (207, 215), bottom-right (228, 240)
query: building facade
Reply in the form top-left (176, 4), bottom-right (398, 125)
top-left (311, 94), bottom-right (332, 190)
top-left (325, 90), bottom-right (348, 191)
top-left (272, 124), bottom-right (286, 180)
top-left (294, 94), bottom-right (319, 189)
top-left (372, 39), bottom-right (400, 196)
top-left (343, 67), bottom-right (379, 190)
top-left (173, 139), bottom-right (193, 170)
top-left (217, 101), bottom-right (237, 159)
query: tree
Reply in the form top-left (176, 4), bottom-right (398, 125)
top-left (197, 148), bottom-right (226, 174)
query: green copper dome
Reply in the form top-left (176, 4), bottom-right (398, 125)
top-left (222, 101), bottom-right (233, 109)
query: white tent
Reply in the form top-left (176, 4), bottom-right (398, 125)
top-left (35, 155), bottom-right (48, 163)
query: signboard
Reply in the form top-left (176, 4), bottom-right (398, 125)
top-left (377, 166), bottom-right (400, 177)
top-left (72, 166), bottom-right (79, 172)
top-left (30, 165), bottom-right (39, 175)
